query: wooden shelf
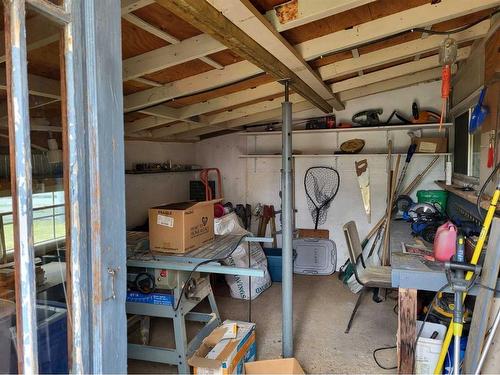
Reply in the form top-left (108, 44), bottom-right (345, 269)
top-left (240, 153), bottom-right (452, 159)
top-left (125, 169), bottom-right (202, 175)
top-left (435, 181), bottom-right (498, 212)
top-left (240, 123), bottom-right (452, 136)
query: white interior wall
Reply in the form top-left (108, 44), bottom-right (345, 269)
top-left (195, 81), bottom-right (448, 267)
top-left (124, 141), bottom-right (197, 228)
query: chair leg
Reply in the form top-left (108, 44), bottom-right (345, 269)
top-left (345, 288), bottom-right (365, 334)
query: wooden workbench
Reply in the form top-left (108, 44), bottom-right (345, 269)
top-left (389, 220), bottom-right (499, 374)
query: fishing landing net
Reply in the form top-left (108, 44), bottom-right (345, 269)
top-left (304, 166), bottom-right (340, 229)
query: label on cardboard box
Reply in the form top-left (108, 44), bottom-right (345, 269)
top-left (419, 141), bottom-right (438, 153)
top-left (157, 214), bottom-right (174, 227)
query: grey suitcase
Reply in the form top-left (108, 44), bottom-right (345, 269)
top-left (293, 238), bottom-right (337, 275)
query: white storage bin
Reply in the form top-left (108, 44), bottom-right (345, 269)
top-left (415, 320), bottom-right (447, 374)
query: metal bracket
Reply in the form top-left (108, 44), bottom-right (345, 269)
top-left (105, 267), bottom-right (119, 301)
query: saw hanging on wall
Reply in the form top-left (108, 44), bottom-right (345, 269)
top-left (355, 159), bottom-right (371, 223)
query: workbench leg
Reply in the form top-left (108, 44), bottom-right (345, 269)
top-left (397, 288), bottom-right (417, 374)
top-left (173, 311), bottom-right (189, 374)
top-left (208, 286), bottom-right (221, 324)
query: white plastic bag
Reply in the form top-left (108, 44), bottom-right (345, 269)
top-left (214, 213), bottom-right (272, 300)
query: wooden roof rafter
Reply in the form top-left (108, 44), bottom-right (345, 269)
top-left (124, 21), bottom-right (486, 137)
top-left (155, 0), bottom-right (337, 113)
top-left (122, 0), bottom-right (496, 115)
top-left (172, 48), bottom-right (469, 139)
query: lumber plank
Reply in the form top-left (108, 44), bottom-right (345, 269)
top-left (397, 288), bottom-right (417, 374)
top-left (154, 0), bottom-right (334, 113)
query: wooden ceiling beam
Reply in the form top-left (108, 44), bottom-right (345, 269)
top-left (122, 13), bottom-right (224, 70)
top-left (265, 0), bottom-right (376, 32)
top-left (124, 0), bottom-right (495, 112)
top-left (331, 46), bottom-right (470, 93)
top-left (121, 0), bottom-right (155, 15)
top-left (124, 60), bottom-right (263, 112)
top-left (135, 28), bottom-right (483, 130)
top-left (318, 21), bottom-right (488, 81)
top-left (205, 0), bottom-right (341, 111)
top-left (297, 0), bottom-right (499, 60)
top-left (339, 67), bottom-right (444, 102)
top-left (175, 60), bottom-right (460, 138)
top-left (155, 0), bottom-right (334, 113)
top-left (122, 33), bottom-right (226, 81)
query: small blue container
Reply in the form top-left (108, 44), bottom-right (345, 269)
top-left (264, 248), bottom-right (282, 283)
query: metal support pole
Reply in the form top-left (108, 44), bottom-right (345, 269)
top-left (281, 80), bottom-right (293, 358)
top-left (4, 0), bottom-right (39, 372)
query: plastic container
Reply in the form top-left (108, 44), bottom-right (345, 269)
top-left (292, 238), bottom-right (337, 275)
top-left (433, 221), bottom-right (457, 261)
top-left (415, 320), bottom-right (447, 375)
top-left (417, 190), bottom-right (449, 212)
top-left (264, 248), bottom-right (282, 282)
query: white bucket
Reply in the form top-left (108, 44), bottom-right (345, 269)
top-left (415, 320), bottom-right (447, 374)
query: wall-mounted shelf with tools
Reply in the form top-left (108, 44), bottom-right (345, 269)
top-left (240, 123), bottom-right (453, 136)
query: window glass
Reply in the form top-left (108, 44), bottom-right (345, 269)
top-left (453, 108), bottom-right (481, 180)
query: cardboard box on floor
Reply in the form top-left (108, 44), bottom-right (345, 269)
top-left (244, 358), bottom-right (305, 374)
top-left (149, 199), bottom-right (220, 253)
top-left (189, 320), bottom-right (256, 375)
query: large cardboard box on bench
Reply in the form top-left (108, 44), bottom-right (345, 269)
top-left (189, 320), bottom-right (256, 375)
top-left (149, 199), bottom-right (218, 253)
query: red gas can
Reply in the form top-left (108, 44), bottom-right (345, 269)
top-left (433, 221), bottom-right (457, 261)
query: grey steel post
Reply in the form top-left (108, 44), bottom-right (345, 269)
top-left (281, 80), bottom-right (294, 357)
top-left (4, 0), bottom-right (39, 372)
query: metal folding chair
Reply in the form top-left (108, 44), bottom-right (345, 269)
top-left (343, 221), bottom-right (392, 333)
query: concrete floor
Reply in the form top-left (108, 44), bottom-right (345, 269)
top-left (128, 275), bottom-right (398, 374)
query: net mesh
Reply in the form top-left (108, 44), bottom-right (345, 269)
top-left (304, 167), bottom-right (340, 228)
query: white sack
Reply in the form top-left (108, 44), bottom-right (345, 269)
top-left (214, 213), bottom-right (272, 300)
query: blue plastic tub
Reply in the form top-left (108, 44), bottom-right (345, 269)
top-left (264, 248), bottom-right (282, 283)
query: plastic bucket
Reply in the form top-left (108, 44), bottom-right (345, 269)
top-left (417, 190), bottom-right (449, 212)
top-left (415, 320), bottom-right (447, 374)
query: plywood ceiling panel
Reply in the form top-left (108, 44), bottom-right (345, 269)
top-left (143, 59), bottom-right (214, 84)
top-left (133, 3), bottom-right (203, 40)
top-left (121, 18), bottom-right (167, 59)
top-left (206, 50), bottom-right (244, 66)
top-left (123, 81), bottom-right (150, 96)
top-left (281, 0), bottom-right (429, 45)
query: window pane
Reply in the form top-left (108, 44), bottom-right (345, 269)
top-left (454, 111), bottom-right (469, 175)
top-left (470, 130), bottom-right (481, 178)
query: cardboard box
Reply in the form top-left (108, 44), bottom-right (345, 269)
top-left (297, 228), bottom-right (329, 239)
top-left (189, 320), bottom-right (256, 375)
top-left (149, 199), bottom-right (218, 253)
top-left (415, 137), bottom-right (448, 153)
top-left (244, 358), bottom-right (305, 374)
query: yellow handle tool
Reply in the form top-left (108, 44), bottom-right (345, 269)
top-left (434, 187), bottom-right (500, 374)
